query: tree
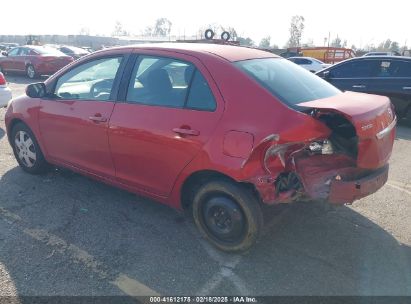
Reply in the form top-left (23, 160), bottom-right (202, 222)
top-left (112, 21), bottom-right (128, 36)
top-left (287, 15), bottom-right (305, 47)
top-left (259, 36), bottom-right (271, 48)
top-left (390, 41), bottom-right (399, 52)
top-left (331, 36), bottom-right (342, 47)
top-left (153, 18), bottom-right (172, 36)
top-left (237, 37), bottom-right (255, 46)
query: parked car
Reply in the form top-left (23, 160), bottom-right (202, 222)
top-left (0, 72), bottom-right (12, 107)
top-left (363, 51), bottom-right (401, 56)
top-left (0, 43), bottom-right (19, 51)
top-left (0, 45), bottom-right (74, 79)
top-left (5, 44), bottom-right (396, 251)
top-left (288, 56), bottom-right (331, 72)
top-left (316, 56), bottom-right (411, 121)
top-left (52, 45), bottom-right (90, 60)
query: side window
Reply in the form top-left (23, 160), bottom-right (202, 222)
top-left (390, 60), bottom-right (411, 77)
top-left (375, 60), bottom-right (393, 77)
top-left (55, 56), bottom-right (123, 101)
top-left (301, 59), bottom-right (312, 65)
top-left (20, 48), bottom-right (29, 56)
top-left (186, 70), bottom-right (216, 111)
top-left (330, 60), bottom-right (378, 78)
top-left (126, 56), bottom-right (193, 108)
top-left (8, 48), bottom-right (19, 56)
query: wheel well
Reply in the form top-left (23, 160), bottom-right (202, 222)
top-left (180, 170), bottom-right (261, 210)
top-left (7, 118), bottom-right (25, 144)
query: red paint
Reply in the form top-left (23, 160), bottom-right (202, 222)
top-left (5, 44), bottom-right (396, 209)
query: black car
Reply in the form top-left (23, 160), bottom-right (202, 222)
top-left (316, 56), bottom-right (411, 121)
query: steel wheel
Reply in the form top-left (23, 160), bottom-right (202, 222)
top-left (202, 196), bottom-right (246, 242)
top-left (14, 130), bottom-right (37, 168)
top-left (192, 179), bottom-right (263, 252)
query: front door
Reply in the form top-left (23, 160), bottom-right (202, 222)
top-left (108, 53), bottom-right (223, 197)
top-left (38, 55), bottom-right (126, 178)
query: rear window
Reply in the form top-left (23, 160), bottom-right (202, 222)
top-left (235, 58), bottom-right (340, 106)
top-left (30, 46), bottom-right (66, 56)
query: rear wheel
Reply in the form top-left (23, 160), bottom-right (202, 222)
top-left (26, 64), bottom-right (36, 79)
top-left (11, 123), bottom-right (49, 174)
top-left (192, 179), bottom-right (263, 252)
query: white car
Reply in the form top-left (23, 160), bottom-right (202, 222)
top-left (0, 72), bottom-right (12, 108)
top-left (288, 57), bottom-right (331, 73)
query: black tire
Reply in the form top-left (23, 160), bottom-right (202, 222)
top-left (405, 108), bottom-right (411, 127)
top-left (221, 31), bottom-right (231, 41)
top-left (192, 179), bottom-right (263, 252)
top-left (26, 64), bottom-right (37, 79)
top-left (11, 122), bottom-right (49, 174)
top-left (205, 29), bottom-right (215, 40)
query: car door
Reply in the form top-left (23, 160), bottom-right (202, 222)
top-left (369, 59), bottom-right (411, 116)
top-left (38, 53), bottom-right (128, 178)
top-left (322, 59), bottom-right (379, 92)
top-left (108, 52), bottom-right (223, 197)
top-left (2, 47), bottom-right (20, 71)
top-left (15, 47), bottom-right (29, 72)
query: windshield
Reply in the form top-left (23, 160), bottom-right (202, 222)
top-left (235, 58), bottom-right (341, 106)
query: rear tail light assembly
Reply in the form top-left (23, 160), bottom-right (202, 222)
top-left (0, 72), bottom-right (6, 85)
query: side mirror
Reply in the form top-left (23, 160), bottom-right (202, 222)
top-left (1, 51), bottom-right (8, 56)
top-left (321, 70), bottom-right (331, 79)
top-left (26, 83), bottom-right (46, 98)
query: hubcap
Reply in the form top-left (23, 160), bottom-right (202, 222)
top-left (14, 131), bottom-right (36, 168)
top-left (27, 66), bottom-right (35, 78)
top-left (202, 196), bottom-right (246, 242)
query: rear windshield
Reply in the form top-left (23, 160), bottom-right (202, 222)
top-left (30, 46), bottom-right (66, 56)
top-left (234, 58), bottom-right (341, 106)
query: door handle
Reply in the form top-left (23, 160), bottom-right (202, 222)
top-left (352, 85), bottom-right (366, 89)
top-left (89, 115), bottom-right (107, 123)
top-left (403, 87), bottom-right (411, 90)
top-left (172, 128), bottom-right (200, 136)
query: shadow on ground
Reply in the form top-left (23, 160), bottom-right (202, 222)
top-left (0, 166), bottom-right (410, 296)
top-left (0, 128), bottom-right (4, 140)
top-left (5, 74), bottom-right (48, 85)
top-left (396, 125), bottom-right (411, 141)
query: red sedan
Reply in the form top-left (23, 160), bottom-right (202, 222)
top-left (5, 44), bottom-right (396, 251)
top-left (0, 45), bottom-right (73, 79)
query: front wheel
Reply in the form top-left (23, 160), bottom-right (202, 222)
top-left (192, 179), bottom-right (263, 252)
top-left (26, 64), bottom-right (36, 79)
top-left (11, 123), bottom-right (49, 174)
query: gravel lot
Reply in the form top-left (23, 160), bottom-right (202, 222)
top-left (1, 75), bottom-right (411, 297)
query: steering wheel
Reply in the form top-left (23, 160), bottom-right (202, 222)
top-left (90, 79), bottom-right (114, 99)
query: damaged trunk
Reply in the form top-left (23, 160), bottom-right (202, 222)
top-left (251, 92), bottom-right (395, 205)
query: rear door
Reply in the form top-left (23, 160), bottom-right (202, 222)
top-left (38, 52), bottom-right (128, 178)
top-left (108, 52), bottom-right (224, 197)
top-left (15, 47), bottom-right (29, 72)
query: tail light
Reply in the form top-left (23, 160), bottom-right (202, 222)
top-left (0, 72), bottom-right (6, 85)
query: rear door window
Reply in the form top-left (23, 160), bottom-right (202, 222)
top-left (185, 70), bottom-right (216, 111)
top-left (389, 60), bottom-right (411, 77)
top-left (126, 55), bottom-right (216, 111)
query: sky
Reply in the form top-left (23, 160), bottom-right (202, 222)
top-left (1, 0), bottom-right (410, 48)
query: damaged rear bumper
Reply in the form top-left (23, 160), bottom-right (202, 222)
top-left (328, 165), bottom-right (389, 205)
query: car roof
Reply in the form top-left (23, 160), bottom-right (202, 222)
top-left (350, 55), bottom-right (411, 61)
top-left (100, 43), bottom-right (278, 62)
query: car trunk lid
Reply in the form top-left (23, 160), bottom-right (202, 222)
top-left (297, 91), bottom-right (396, 169)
